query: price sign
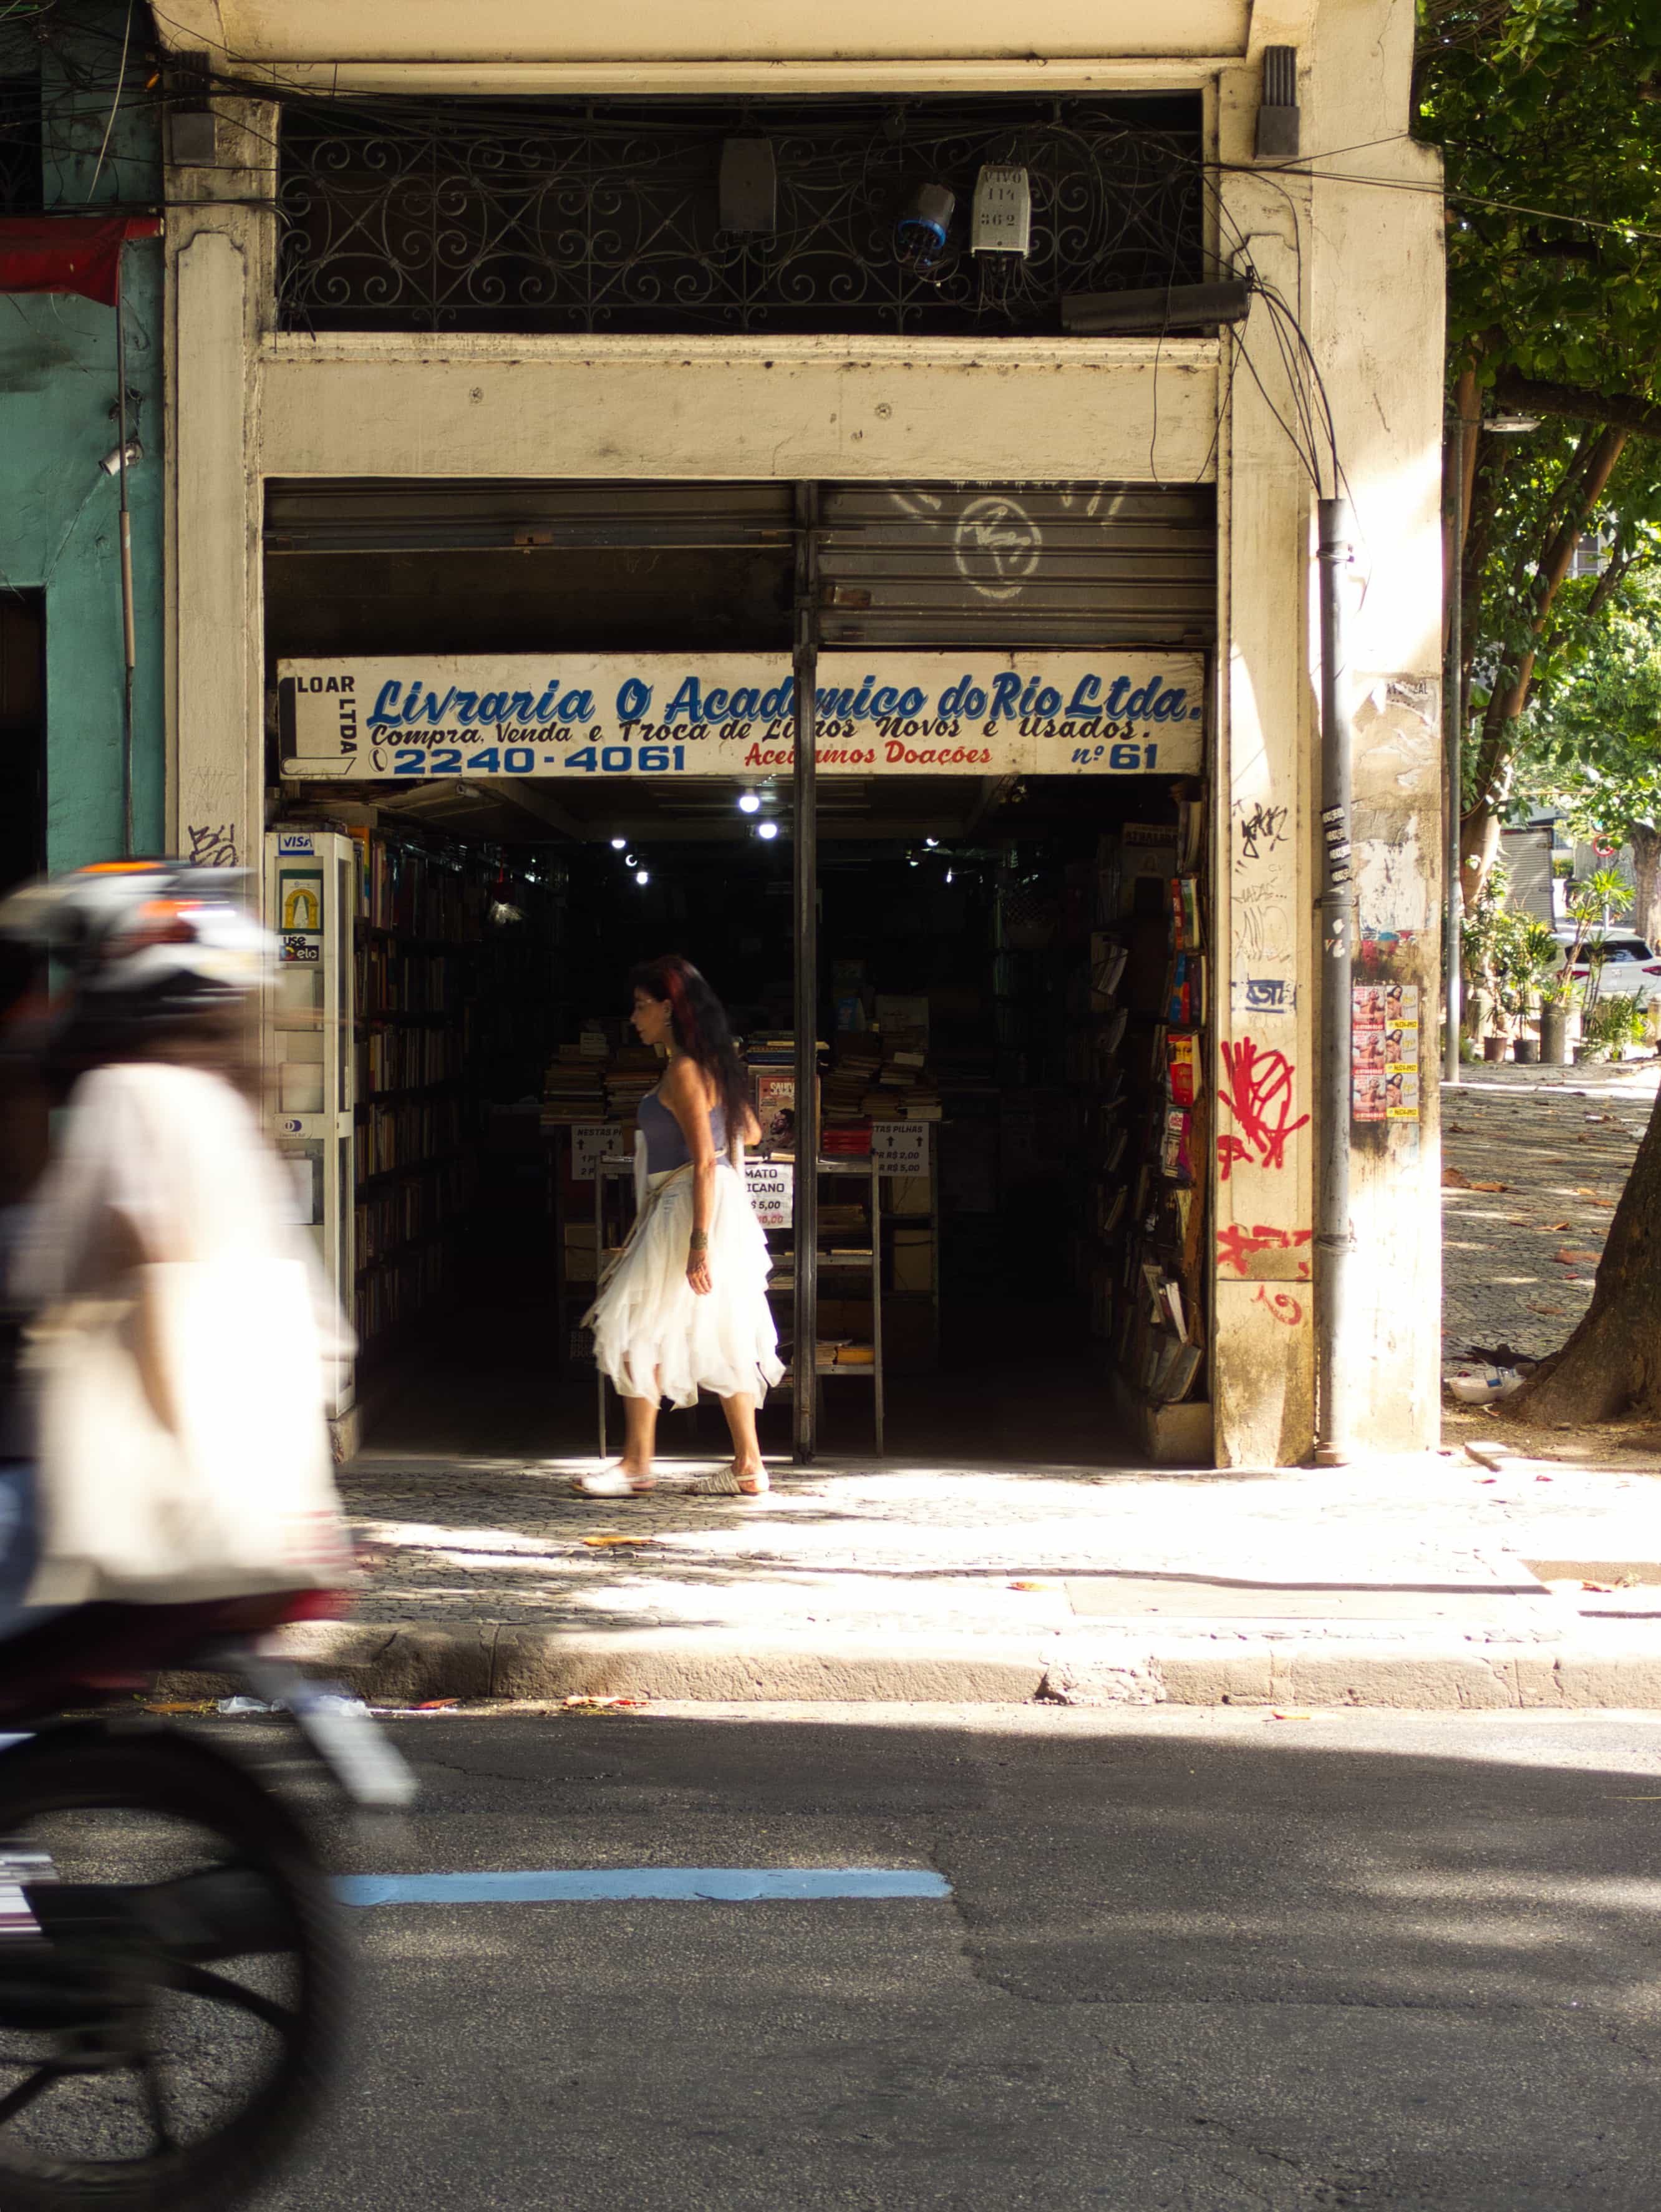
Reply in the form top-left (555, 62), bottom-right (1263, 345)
top-left (745, 1155), bottom-right (793, 1229)
top-left (571, 1123), bottom-right (617, 1181)
top-left (871, 1124), bottom-right (930, 1173)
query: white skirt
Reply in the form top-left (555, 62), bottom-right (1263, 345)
top-left (584, 1160), bottom-right (784, 1409)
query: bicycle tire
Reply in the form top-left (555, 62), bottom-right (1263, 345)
top-left (0, 1724), bottom-right (345, 2212)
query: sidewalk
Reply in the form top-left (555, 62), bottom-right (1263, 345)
top-left (273, 1063), bottom-right (1661, 1711)
top-left (271, 1442), bottom-right (1661, 1709)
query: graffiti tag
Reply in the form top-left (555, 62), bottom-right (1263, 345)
top-left (1252, 1284), bottom-right (1304, 1325)
top-left (1216, 1037), bottom-right (1310, 1179)
top-left (1216, 1223), bottom-right (1313, 1277)
top-left (1234, 800), bottom-right (1289, 862)
top-left (953, 495), bottom-right (1044, 602)
top-left (185, 823), bottom-right (238, 868)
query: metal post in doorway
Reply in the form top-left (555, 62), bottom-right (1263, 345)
top-left (792, 485), bottom-right (821, 1465)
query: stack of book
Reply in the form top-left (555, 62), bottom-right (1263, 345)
top-left (825, 1037), bottom-right (881, 1126)
top-left (604, 1047), bottom-right (661, 1121)
top-left (541, 1052), bottom-right (607, 1127)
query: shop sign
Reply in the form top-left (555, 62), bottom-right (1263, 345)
top-left (744, 1155), bottom-right (793, 1228)
top-left (569, 1123), bottom-right (617, 1182)
top-left (277, 652), bottom-right (1205, 781)
top-left (870, 1124), bottom-right (931, 1173)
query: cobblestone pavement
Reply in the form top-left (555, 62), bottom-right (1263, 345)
top-left (336, 1444), bottom-right (1661, 1641)
top-left (1441, 1061), bottom-right (1659, 1368)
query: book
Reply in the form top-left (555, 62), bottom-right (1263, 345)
top-left (1165, 1031), bottom-right (1200, 1108)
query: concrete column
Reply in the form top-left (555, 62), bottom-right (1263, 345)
top-left (163, 101), bottom-right (277, 884)
top-left (1209, 67), bottom-right (1318, 1467)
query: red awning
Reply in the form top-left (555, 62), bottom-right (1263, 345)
top-left (0, 216), bottom-right (162, 308)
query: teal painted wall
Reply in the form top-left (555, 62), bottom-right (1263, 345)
top-left (0, 9), bottom-right (164, 868)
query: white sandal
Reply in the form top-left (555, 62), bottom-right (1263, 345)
top-left (571, 1468), bottom-right (654, 1497)
top-left (694, 1464), bottom-right (768, 1498)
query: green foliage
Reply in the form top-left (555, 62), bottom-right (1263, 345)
top-left (1416, 2), bottom-right (1661, 824)
top-left (1516, 591), bottom-right (1661, 844)
top-left (1579, 988), bottom-right (1648, 1057)
top-left (1418, 0), bottom-right (1661, 392)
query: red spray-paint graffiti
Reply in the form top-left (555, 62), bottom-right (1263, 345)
top-left (1252, 1284), bottom-right (1304, 1326)
top-left (1216, 1037), bottom-right (1309, 1179)
top-left (1216, 1223), bottom-right (1313, 1278)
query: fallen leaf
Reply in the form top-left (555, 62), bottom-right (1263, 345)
top-left (561, 1694), bottom-right (647, 1712)
top-left (583, 1533), bottom-right (655, 1548)
top-left (1536, 1473), bottom-right (1554, 1483)
top-left (1469, 1180), bottom-right (1509, 1193)
top-left (142, 1701), bottom-right (216, 1715)
top-left (1271, 1711), bottom-right (1314, 1721)
top-left (410, 1699), bottom-right (459, 1711)
top-left (1556, 1249), bottom-right (1602, 1264)
top-left (1526, 1301), bottom-right (1566, 1316)
top-left (1582, 1581), bottom-right (1615, 1593)
top-left (1009, 1580), bottom-right (1053, 1591)
top-left (1476, 1475), bottom-right (1498, 1483)
top-left (1442, 1166), bottom-right (1474, 1188)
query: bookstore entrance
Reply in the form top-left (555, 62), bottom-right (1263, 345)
top-left (264, 478), bottom-right (1217, 1470)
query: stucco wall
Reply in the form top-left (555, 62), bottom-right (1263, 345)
top-left (164, 6), bottom-right (1448, 1465)
top-left (0, 15), bottom-right (165, 868)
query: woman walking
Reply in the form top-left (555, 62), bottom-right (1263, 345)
top-left (576, 956), bottom-right (782, 1498)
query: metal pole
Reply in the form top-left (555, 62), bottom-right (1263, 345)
top-left (1442, 419), bottom-right (1465, 1084)
top-left (115, 279), bottom-right (137, 858)
top-left (792, 485), bottom-right (820, 1465)
top-left (1314, 497), bottom-right (1356, 1468)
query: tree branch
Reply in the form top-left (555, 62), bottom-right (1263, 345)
top-left (1493, 370), bottom-right (1661, 441)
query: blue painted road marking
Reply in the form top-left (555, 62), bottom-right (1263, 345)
top-left (336, 1868), bottom-right (952, 1906)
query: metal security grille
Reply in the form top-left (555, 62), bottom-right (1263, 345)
top-left (818, 484), bottom-right (1216, 648)
top-left (276, 94), bottom-right (1204, 339)
top-left (264, 480), bottom-right (795, 554)
top-left (264, 478), bottom-right (1216, 646)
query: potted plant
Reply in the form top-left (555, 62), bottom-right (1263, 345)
top-left (1577, 989), bottom-right (1648, 1063)
top-left (1514, 918), bottom-right (1561, 1064)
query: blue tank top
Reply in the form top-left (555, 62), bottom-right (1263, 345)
top-left (637, 1086), bottom-right (727, 1173)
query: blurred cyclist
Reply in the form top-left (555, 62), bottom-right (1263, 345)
top-left (0, 862), bottom-right (352, 1612)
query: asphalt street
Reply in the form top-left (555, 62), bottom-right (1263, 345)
top-left (240, 1705), bottom-right (1661, 2212)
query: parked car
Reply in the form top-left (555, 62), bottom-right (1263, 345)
top-left (1549, 929), bottom-right (1661, 1009)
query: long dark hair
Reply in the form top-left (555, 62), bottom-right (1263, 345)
top-left (630, 955), bottom-right (750, 1148)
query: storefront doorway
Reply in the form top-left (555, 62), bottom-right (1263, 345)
top-left (264, 479), bottom-right (1216, 1470)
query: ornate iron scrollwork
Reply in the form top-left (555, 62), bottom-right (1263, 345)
top-left (277, 96), bottom-right (1204, 337)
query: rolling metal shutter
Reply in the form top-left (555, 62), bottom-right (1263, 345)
top-left (263, 480), bottom-right (795, 553)
top-left (816, 484), bottom-right (1214, 649)
top-left (264, 477), bottom-right (1214, 645)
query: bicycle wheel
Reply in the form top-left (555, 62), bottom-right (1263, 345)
top-left (0, 1724), bottom-right (345, 2212)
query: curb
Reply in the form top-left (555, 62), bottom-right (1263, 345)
top-left (148, 1617), bottom-right (1661, 1710)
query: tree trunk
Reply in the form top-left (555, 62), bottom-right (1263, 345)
top-left (1467, 427), bottom-right (1630, 834)
top-left (1629, 823), bottom-right (1661, 953)
top-left (1459, 803), bottom-right (1502, 913)
top-left (1511, 1083), bottom-right (1661, 1425)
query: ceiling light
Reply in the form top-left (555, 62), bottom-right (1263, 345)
top-left (756, 821), bottom-right (780, 842)
top-left (609, 837), bottom-right (627, 850)
top-left (737, 792), bottom-right (762, 815)
top-left (635, 870), bottom-right (649, 886)
top-left (924, 837), bottom-right (939, 848)
top-left (624, 852), bottom-right (638, 868)
top-left (946, 869), bottom-right (954, 884)
top-left (1484, 412), bottom-right (1541, 434)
